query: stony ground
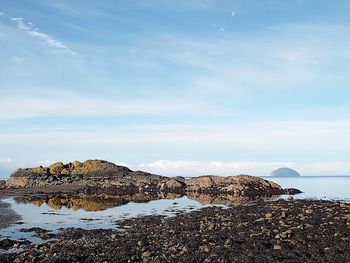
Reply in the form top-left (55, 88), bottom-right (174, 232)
top-left (1, 199), bottom-right (349, 262)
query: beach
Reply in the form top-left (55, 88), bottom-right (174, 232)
top-left (1, 199), bottom-right (349, 262)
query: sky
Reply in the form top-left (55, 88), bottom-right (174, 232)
top-left (1, 0), bottom-right (350, 178)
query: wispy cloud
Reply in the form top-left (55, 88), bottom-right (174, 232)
top-left (10, 17), bottom-right (74, 54)
top-left (0, 93), bottom-right (226, 120)
top-left (0, 121), bottom-right (349, 173)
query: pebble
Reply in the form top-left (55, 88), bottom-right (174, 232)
top-left (208, 222), bottom-right (215, 231)
top-left (274, 244), bottom-right (282, 250)
top-left (265, 213), bottom-right (273, 219)
top-left (305, 209), bottom-right (313, 214)
top-left (280, 211), bottom-right (287, 218)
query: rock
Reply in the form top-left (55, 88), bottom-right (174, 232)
top-left (142, 251), bottom-right (151, 258)
top-left (49, 162), bottom-right (65, 174)
top-left (60, 168), bottom-right (70, 175)
top-left (111, 234), bottom-right (117, 240)
top-left (0, 239), bottom-right (16, 249)
top-left (265, 213), bottom-right (273, 219)
top-left (32, 166), bottom-right (49, 174)
top-left (185, 175), bottom-right (290, 196)
top-left (284, 188), bottom-right (302, 195)
top-left (305, 209), bottom-right (313, 214)
top-left (280, 211), bottom-right (287, 218)
top-left (274, 244), bottom-right (282, 250)
top-left (207, 222), bottom-right (215, 231)
top-left (137, 241), bottom-right (143, 246)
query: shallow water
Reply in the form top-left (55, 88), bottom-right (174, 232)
top-left (1, 176), bottom-right (349, 245)
top-left (0, 196), bottom-right (216, 243)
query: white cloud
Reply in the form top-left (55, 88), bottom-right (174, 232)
top-left (0, 158), bottom-right (13, 164)
top-left (135, 160), bottom-right (350, 177)
top-left (10, 17), bottom-right (74, 54)
top-left (137, 160), bottom-right (291, 176)
top-left (0, 121), bottom-right (349, 175)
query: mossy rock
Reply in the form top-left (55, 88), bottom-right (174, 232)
top-left (60, 168), bottom-right (70, 175)
top-left (49, 162), bottom-right (65, 174)
top-left (72, 161), bottom-right (82, 168)
top-left (32, 166), bottom-right (49, 174)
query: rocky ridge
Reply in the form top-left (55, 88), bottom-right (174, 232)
top-left (5, 160), bottom-right (300, 198)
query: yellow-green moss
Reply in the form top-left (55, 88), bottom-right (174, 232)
top-left (49, 162), bottom-right (64, 174)
top-left (32, 166), bottom-right (48, 174)
top-left (60, 168), bottom-right (70, 175)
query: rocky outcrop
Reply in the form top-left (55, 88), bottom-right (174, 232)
top-left (6, 160), bottom-right (300, 198)
top-left (6, 160), bottom-right (171, 192)
top-left (185, 175), bottom-right (289, 197)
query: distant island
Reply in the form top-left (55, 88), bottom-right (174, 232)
top-left (271, 167), bottom-right (301, 177)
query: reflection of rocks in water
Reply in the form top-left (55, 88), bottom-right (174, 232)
top-left (14, 192), bottom-right (184, 212)
top-left (14, 196), bottom-right (120, 211)
top-left (186, 192), bottom-right (281, 205)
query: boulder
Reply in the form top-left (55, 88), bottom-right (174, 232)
top-left (49, 162), bottom-right (65, 174)
top-left (6, 169), bottom-right (36, 188)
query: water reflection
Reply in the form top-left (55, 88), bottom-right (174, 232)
top-left (13, 193), bottom-right (184, 212)
top-left (13, 192), bottom-right (279, 212)
top-left (187, 192), bottom-right (281, 205)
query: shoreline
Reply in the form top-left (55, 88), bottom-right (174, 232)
top-left (1, 199), bottom-right (349, 262)
top-left (0, 196), bottom-right (21, 231)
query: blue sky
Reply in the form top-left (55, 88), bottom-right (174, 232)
top-left (1, 0), bottom-right (350, 177)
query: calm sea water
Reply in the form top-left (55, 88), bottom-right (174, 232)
top-left (266, 176), bottom-right (350, 201)
top-left (0, 176), bottom-right (349, 244)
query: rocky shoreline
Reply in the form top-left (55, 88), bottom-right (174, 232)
top-left (7, 160), bottom-right (346, 262)
top-left (0, 199), bottom-right (349, 262)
